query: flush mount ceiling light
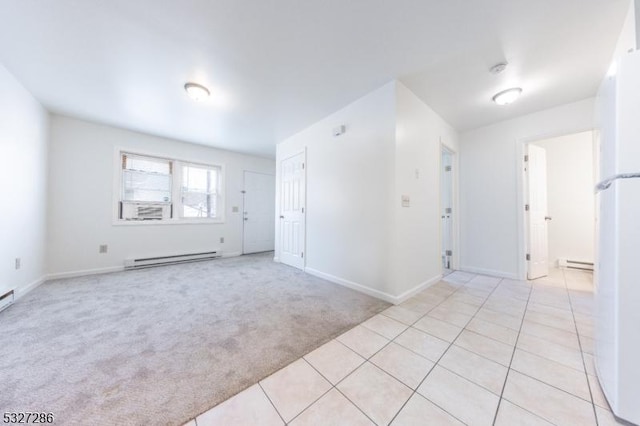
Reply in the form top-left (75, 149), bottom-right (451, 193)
top-left (184, 82), bottom-right (210, 101)
top-left (489, 62), bottom-right (508, 75)
top-left (492, 87), bottom-right (522, 106)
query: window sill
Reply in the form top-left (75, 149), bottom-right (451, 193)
top-left (112, 218), bottom-right (225, 226)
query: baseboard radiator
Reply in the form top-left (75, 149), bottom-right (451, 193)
top-left (558, 258), bottom-right (594, 271)
top-left (0, 290), bottom-right (15, 313)
top-left (124, 251), bottom-right (222, 270)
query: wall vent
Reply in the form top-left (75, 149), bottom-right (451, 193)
top-left (558, 258), bottom-right (594, 271)
top-left (0, 290), bottom-right (15, 313)
top-left (124, 251), bottom-right (222, 270)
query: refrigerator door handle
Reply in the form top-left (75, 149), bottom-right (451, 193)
top-left (595, 172), bottom-right (640, 193)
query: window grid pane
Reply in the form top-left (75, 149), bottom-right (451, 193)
top-left (181, 165), bottom-right (219, 218)
top-left (124, 155), bottom-right (171, 175)
top-left (122, 154), bottom-right (172, 203)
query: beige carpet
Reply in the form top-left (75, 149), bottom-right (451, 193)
top-left (0, 253), bottom-right (389, 425)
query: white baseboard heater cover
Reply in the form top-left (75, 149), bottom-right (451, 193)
top-left (558, 258), bottom-right (594, 271)
top-left (0, 290), bottom-right (15, 313)
top-left (124, 251), bottom-right (222, 270)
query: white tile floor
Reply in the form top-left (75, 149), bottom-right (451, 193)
top-left (186, 268), bottom-right (627, 426)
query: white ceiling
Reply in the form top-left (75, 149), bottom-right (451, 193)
top-left (0, 0), bottom-right (629, 158)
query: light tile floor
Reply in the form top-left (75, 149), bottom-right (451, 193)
top-left (186, 268), bottom-right (628, 426)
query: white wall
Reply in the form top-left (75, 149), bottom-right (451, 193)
top-left (275, 81), bottom-right (458, 302)
top-left (0, 64), bottom-right (49, 296)
top-left (613, 0), bottom-right (638, 61)
top-left (392, 82), bottom-right (458, 297)
top-left (531, 131), bottom-right (595, 265)
top-left (47, 115), bottom-right (275, 277)
top-left (275, 83), bottom-right (397, 298)
top-left (459, 98), bottom-right (595, 279)
top-left (636, 0), bottom-right (640, 48)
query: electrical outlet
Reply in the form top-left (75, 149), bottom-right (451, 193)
top-left (15, 258), bottom-right (21, 270)
top-left (220, 237), bottom-right (225, 243)
top-left (99, 245), bottom-right (108, 254)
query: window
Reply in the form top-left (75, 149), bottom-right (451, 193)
top-left (181, 164), bottom-right (219, 218)
top-left (117, 151), bottom-right (224, 223)
top-left (122, 154), bottom-right (172, 203)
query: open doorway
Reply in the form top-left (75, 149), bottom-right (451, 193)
top-left (441, 146), bottom-right (455, 275)
top-left (522, 131), bottom-right (596, 282)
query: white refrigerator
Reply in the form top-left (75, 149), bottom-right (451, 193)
top-left (595, 49), bottom-right (640, 425)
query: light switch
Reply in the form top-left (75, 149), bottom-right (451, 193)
top-left (402, 195), bottom-right (410, 207)
top-left (232, 206), bottom-right (239, 213)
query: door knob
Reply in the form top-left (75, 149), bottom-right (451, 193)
top-left (280, 215), bottom-right (284, 219)
top-left (244, 218), bottom-right (248, 221)
top-left (545, 216), bottom-right (552, 221)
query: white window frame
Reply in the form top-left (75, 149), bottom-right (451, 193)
top-left (177, 162), bottom-right (223, 220)
top-left (113, 148), bottom-right (226, 226)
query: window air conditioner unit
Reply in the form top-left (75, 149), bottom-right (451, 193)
top-left (121, 202), bottom-right (171, 221)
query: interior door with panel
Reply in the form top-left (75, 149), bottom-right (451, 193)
top-left (279, 152), bottom-right (305, 269)
top-left (526, 144), bottom-right (550, 279)
top-left (243, 171), bottom-right (276, 254)
top-left (441, 148), bottom-right (454, 271)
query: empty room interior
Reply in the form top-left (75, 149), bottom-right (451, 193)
top-left (2, 1), bottom-right (640, 425)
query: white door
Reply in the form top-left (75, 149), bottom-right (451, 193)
top-left (526, 144), bottom-right (550, 279)
top-left (243, 171), bottom-right (276, 254)
top-left (441, 149), bottom-right (454, 271)
top-left (279, 152), bottom-right (305, 269)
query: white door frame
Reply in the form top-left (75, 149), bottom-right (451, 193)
top-left (516, 127), bottom-right (595, 281)
top-left (277, 149), bottom-right (307, 269)
top-left (440, 142), bottom-right (459, 271)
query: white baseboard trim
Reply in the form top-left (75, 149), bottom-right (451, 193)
top-left (458, 266), bottom-right (519, 280)
top-left (304, 267), bottom-right (397, 304)
top-left (14, 275), bottom-right (47, 300)
top-left (47, 252), bottom-right (244, 281)
top-left (393, 274), bottom-right (442, 304)
top-left (222, 251), bottom-right (242, 258)
top-left (47, 266), bottom-right (125, 280)
top-left (304, 268), bottom-right (443, 305)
